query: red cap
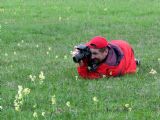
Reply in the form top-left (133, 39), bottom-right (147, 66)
top-left (86, 36), bottom-right (108, 49)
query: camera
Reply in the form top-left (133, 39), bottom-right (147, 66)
top-left (73, 44), bottom-right (91, 63)
top-left (73, 44), bottom-right (99, 71)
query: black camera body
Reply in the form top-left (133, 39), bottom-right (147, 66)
top-left (73, 44), bottom-right (91, 63)
top-left (73, 44), bottom-right (99, 71)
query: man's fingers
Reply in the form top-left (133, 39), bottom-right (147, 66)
top-left (71, 50), bottom-right (79, 57)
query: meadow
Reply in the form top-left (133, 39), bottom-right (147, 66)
top-left (0, 0), bottom-right (160, 119)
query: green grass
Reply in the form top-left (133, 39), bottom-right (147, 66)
top-left (0, 0), bottom-right (160, 119)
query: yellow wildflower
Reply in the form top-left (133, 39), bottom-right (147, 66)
top-left (18, 85), bottom-right (23, 94)
top-left (51, 95), bottom-right (56, 105)
top-left (92, 96), bottom-right (98, 102)
top-left (66, 101), bottom-right (71, 107)
top-left (14, 51), bottom-right (17, 55)
top-left (33, 104), bottom-right (37, 108)
top-left (59, 16), bottom-right (62, 21)
top-left (17, 43), bottom-right (20, 46)
top-left (48, 47), bottom-right (52, 51)
top-left (33, 112), bottom-right (38, 118)
top-left (22, 88), bottom-right (31, 95)
top-left (5, 53), bottom-right (8, 57)
top-left (29, 75), bottom-right (36, 82)
top-left (75, 76), bottom-right (78, 80)
top-left (42, 112), bottom-right (45, 116)
top-left (55, 55), bottom-right (58, 59)
top-left (149, 69), bottom-right (157, 74)
top-left (64, 55), bottom-right (67, 59)
top-left (128, 107), bottom-right (132, 111)
top-left (14, 85), bottom-right (30, 112)
top-left (39, 71), bottom-right (45, 80)
top-left (124, 104), bottom-right (129, 108)
top-left (15, 106), bottom-right (20, 111)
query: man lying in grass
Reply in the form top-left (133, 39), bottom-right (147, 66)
top-left (72, 36), bottom-right (140, 79)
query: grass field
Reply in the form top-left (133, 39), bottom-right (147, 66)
top-left (0, 0), bottom-right (160, 119)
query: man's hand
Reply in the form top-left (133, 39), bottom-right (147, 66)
top-left (71, 46), bottom-right (79, 57)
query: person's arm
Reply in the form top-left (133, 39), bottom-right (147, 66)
top-left (77, 59), bottom-right (125, 79)
top-left (77, 60), bottom-right (108, 79)
top-left (77, 67), bottom-right (102, 79)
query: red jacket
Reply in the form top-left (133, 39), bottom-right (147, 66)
top-left (77, 40), bottom-right (137, 79)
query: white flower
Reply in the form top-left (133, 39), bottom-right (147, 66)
top-left (149, 69), bottom-right (157, 74)
top-left (51, 95), bottom-right (56, 105)
top-left (42, 112), bottom-right (45, 116)
top-left (66, 101), bottom-right (71, 107)
top-left (55, 55), bottom-right (58, 59)
top-left (92, 96), bottom-right (98, 102)
top-left (21, 40), bottom-right (24, 43)
top-left (33, 112), bottom-right (38, 118)
top-left (0, 106), bottom-right (3, 110)
top-left (36, 44), bottom-right (39, 48)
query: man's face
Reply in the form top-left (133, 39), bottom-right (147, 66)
top-left (90, 48), bottom-right (108, 63)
